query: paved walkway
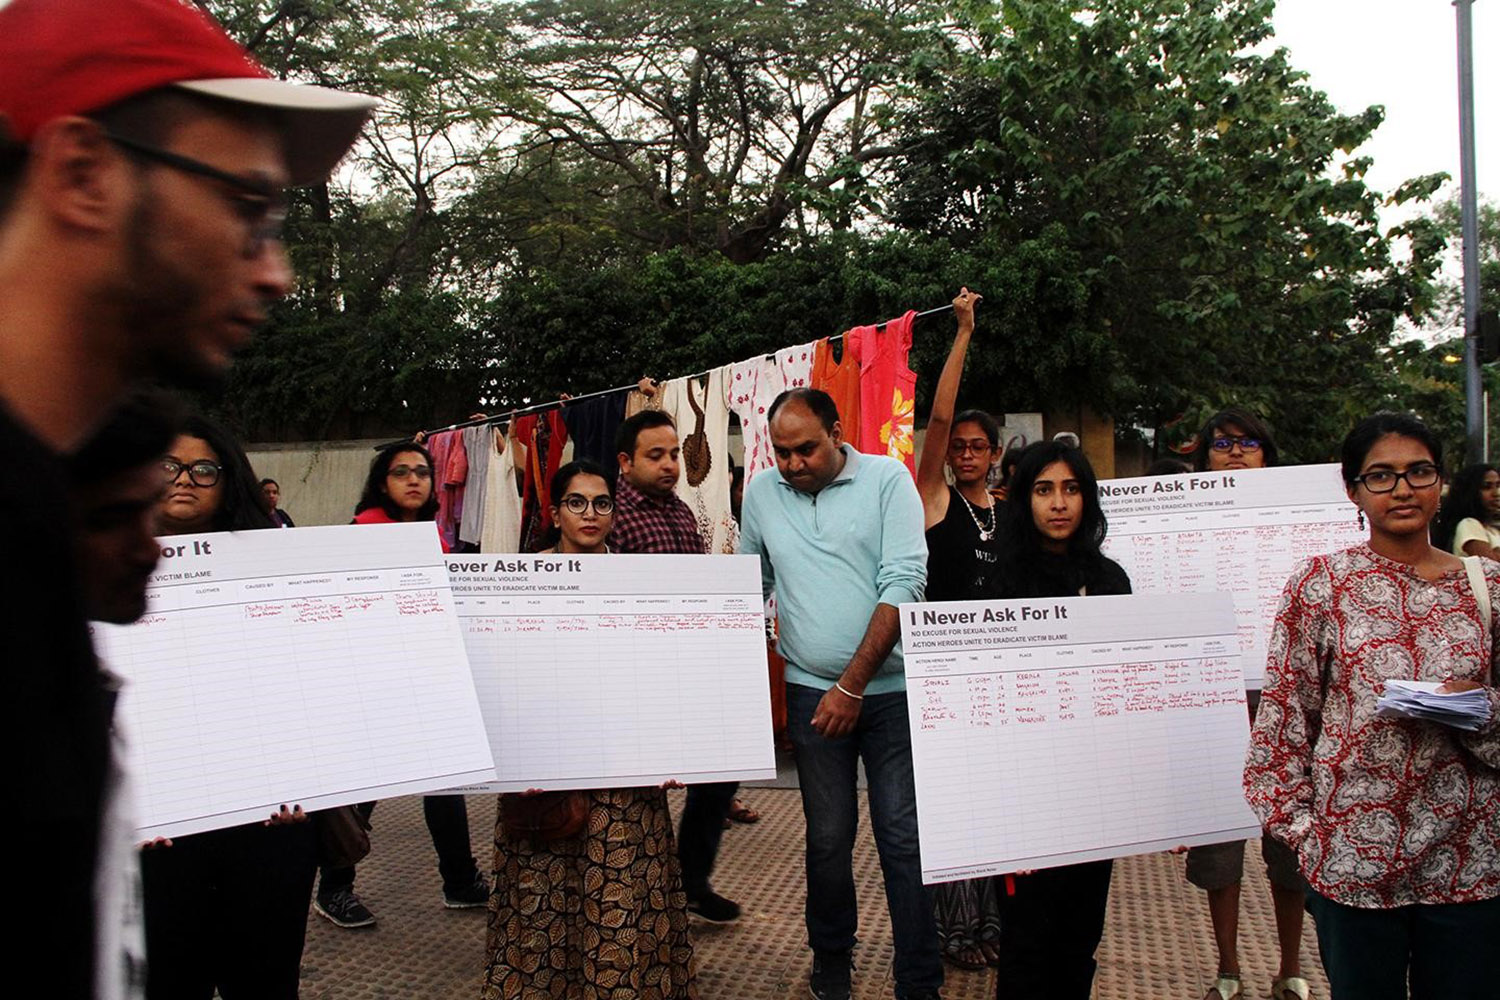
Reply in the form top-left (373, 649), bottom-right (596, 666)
top-left (299, 791), bottom-right (1327, 999)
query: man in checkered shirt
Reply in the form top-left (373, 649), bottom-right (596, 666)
top-left (612, 409), bottom-right (743, 925)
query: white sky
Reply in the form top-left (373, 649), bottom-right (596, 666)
top-left (1269, 0), bottom-right (1495, 209)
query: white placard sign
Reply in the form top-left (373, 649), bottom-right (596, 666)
top-left (902, 592), bottom-right (1260, 883)
top-left (1099, 463), bottom-right (1363, 688)
top-left (95, 523), bottom-right (497, 840)
top-left (448, 553), bottom-right (777, 791)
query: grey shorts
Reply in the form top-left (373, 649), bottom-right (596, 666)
top-left (1186, 836), bottom-right (1303, 892)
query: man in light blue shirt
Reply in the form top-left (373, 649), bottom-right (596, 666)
top-left (740, 388), bottom-right (941, 1000)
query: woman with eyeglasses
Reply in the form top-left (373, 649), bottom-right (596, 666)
top-left (913, 288), bottom-right (1005, 970)
top-left (982, 440), bottom-right (1130, 1000)
top-left (483, 459), bottom-right (700, 1000)
top-left (1434, 462), bottom-right (1500, 559)
top-left (1246, 412), bottom-right (1500, 998)
top-left (311, 442), bottom-right (490, 929)
top-left (1186, 408), bottom-right (1308, 1000)
top-left (145, 414), bottom-right (318, 1000)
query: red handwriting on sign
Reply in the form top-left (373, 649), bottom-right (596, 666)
top-left (395, 591), bottom-right (444, 617)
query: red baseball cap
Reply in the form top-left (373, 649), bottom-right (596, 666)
top-left (0, 0), bottom-right (378, 185)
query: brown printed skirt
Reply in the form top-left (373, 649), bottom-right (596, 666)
top-left (480, 788), bottom-right (699, 1000)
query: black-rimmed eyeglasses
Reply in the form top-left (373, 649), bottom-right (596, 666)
top-left (1210, 436), bottom-right (1262, 452)
top-left (163, 459), bottom-right (222, 488)
top-left (104, 132), bottom-right (287, 259)
top-left (1351, 465), bottom-right (1441, 494)
top-left (560, 494), bottom-right (615, 515)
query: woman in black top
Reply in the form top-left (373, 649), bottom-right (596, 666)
top-left (985, 439), bottom-right (1130, 1000)
top-left (913, 289), bottom-right (1004, 968)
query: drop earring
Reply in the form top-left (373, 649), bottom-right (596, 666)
top-left (1358, 510), bottom-right (1366, 530)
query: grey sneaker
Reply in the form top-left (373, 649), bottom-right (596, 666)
top-left (313, 888), bottom-right (375, 928)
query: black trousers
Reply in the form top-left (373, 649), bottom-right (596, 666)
top-left (317, 795), bottom-right (477, 895)
top-left (142, 820), bottom-right (318, 1000)
top-left (993, 859), bottom-right (1113, 1000)
top-left (677, 781), bottom-right (739, 897)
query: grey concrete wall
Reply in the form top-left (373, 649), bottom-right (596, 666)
top-left (246, 439), bottom-right (390, 527)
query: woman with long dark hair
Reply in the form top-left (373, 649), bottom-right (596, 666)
top-left (312, 441), bottom-right (489, 929)
top-left (983, 440), bottom-right (1127, 999)
top-left (143, 414), bottom-right (316, 1000)
top-left (1246, 412), bottom-right (1500, 997)
top-left (1185, 407), bottom-right (1307, 1000)
top-left (1434, 462), bottom-right (1500, 558)
top-left (482, 459), bottom-right (699, 999)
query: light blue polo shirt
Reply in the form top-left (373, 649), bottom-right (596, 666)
top-left (739, 445), bottom-right (927, 694)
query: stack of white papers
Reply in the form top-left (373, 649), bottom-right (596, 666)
top-left (1376, 680), bottom-right (1492, 731)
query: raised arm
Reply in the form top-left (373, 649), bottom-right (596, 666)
top-left (916, 288), bottom-right (981, 527)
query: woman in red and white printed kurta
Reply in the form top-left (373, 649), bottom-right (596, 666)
top-left (1244, 413), bottom-right (1500, 999)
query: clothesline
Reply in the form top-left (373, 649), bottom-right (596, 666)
top-left (377, 302), bottom-right (957, 449)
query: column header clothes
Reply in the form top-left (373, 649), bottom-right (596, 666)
top-left (739, 444), bottom-right (927, 695)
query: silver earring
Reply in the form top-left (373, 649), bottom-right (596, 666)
top-left (1358, 510), bottom-right (1366, 530)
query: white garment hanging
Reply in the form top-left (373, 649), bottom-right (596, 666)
top-left (661, 369), bottom-right (737, 554)
top-left (775, 341), bottom-right (816, 391)
top-left (480, 426), bottom-right (524, 553)
top-left (727, 356), bottom-right (785, 483)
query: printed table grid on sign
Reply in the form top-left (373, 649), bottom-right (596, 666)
top-left (1099, 465), bottom-right (1365, 688)
top-left (902, 593), bottom-right (1262, 883)
top-left (450, 554), bottom-right (778, 791)
top-left (94, 524), bottom-right (497, 840)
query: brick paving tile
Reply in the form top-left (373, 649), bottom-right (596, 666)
top-left (299, 792), bottom-right (1327, 999)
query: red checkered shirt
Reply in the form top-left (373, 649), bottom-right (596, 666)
top-left (611, 477), bottom-right (706, 555)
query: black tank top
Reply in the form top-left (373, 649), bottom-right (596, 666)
top-left (925, 485), bottom-right (1003, 602)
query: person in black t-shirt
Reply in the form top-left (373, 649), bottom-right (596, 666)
top-left (913, 288), bottom-right (1005, 971)
top-left (0, 3), bottom-right (374, 993)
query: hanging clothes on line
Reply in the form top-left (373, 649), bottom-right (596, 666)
top-left (457, 423), bottom-right (491, 549)
top-left (728, 355), bottom-right (784, 483)
top-left (661, 369), bottom-right (737, 555)
top-left (850, 310), bottom-right (918, 474)
top-left (514, 411), bottom-right (568, 553)
top-left (481, 424), bottom-right (524, 554)
top-left (423, 429), bottom-right (465, 551)
top-left (562, 390), bottom-right (628, 468)
top-left (812, 336), bottom-right (861, 433)
top-left (775, 342), bottom-right (815, 392)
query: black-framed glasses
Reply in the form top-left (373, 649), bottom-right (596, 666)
top-left (387, 464), bottom-right (433, 480)
top-left (948, 440), bottom-right (993, 457)
top-left (1211, 435), bottom-right (1262, 452)
top-left (104, 132), bottom-right (287, 259)
top-left (560, 494), bottom-right (615, 515)
top-left (163, 459), bottom-right (222, 488)
top-left (1352, 464), bottom-right (1441, 494)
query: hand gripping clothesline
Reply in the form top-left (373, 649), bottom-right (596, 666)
top-left (376, 302), bottom-right (957, 449)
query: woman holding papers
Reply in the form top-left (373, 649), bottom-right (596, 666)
top-left (1434, 462), bottom-right (1500, 559)
top-left (144, 415), bottom-right (318, 1000)
top-left (482, 459), bottom-right (700, 1000)
top-left (982, 440), bottom-right (1129, 1000)
top-left (1187, 408), bottom-right (1309, 1000)
top-left (915, 288), bottom-right (1004, 970)
top-left (1246, 412), bottom-right (1500, 999)
top-left (314, 441), bottom-right (490, 928)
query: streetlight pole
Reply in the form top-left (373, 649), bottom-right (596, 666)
top-left (1456, 0), bottom-right (1482, 461)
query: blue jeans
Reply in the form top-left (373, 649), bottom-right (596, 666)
top-left (1305, 888), bottom-right (1500, 999)
top-left (788, 683), bottom-right (942, 994)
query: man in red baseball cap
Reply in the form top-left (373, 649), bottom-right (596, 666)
top-left (0, 1), bottom-right (375, 995)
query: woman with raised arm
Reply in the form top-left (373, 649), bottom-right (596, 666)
top-left (1246, 412), bottom-right (1500, 998)
top-left (481, 459), bottom-right (699, 999)
top-left (913, 287), bottom-right (1004, 969)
